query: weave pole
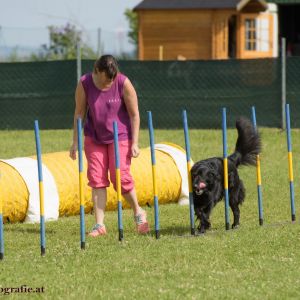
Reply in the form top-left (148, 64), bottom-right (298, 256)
top-left (34, 120), bottom-right (46, 256)
top-left (0, 172), bottom-right (4, 260)
top-left (182, 110), bottom-right (195, 235)
top-left (222, 108), bottom-right (230, 230)
top-left (285, 104), bottom-right (296, 222)
top-left (77, 118), bottom-right (85, 250)
top-left (113, 121), bottom-right (124, 241)
top-left (147, 111), bottom-right (160, 239)
top-left (251, 106), bottom-right (264, 226)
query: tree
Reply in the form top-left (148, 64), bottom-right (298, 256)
top-left (31, 23), bottom-right (96, 61)
top-left (8, 47), bottom-right (20, 62)
top-left (124, 9), bottom-right (138, 47)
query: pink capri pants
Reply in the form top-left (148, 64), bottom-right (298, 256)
top-left (84, 136), bottom-right (134, 193)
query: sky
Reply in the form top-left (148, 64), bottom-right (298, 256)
top-left (0, 0), bottom-right (141, 55)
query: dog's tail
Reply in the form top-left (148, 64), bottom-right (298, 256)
top-left (228, 117), bottom-right (261, 167)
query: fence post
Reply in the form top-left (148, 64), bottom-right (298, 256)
top-left (76, 40), bottom-right (82, 83)
top-left (97, 28), bottom-right (102, 57)
top-left (0, 26), bottom-right (2, 62)
top-left (281, 37), bottom-right (286, 130)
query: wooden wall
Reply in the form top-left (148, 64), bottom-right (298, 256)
top-left (137, 9), bottom-right (274, 60)
top-left (138, 10), bottom-right (215, 60)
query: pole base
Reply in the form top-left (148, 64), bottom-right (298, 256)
top-left (226, 223), bottom-right (230, 230)
top-left (81, 241), bottom-right (85, 250)
top-left (259, 219), bottom-right (263, 226)
top-left (41, 246), bottom-right (46, 256)
top-left (292, 214), bottom-right (296, 222)
top-left (0, 252), bottom-right (3, 260)
top-left (155, 230), bottom-right (160, 239)
top-left (119, 229), bottom-right (124, 241)
top-left (191, 227), bottom-right (195, 236)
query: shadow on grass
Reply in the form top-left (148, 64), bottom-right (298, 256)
top-left (4, 227), bottom-right (56, 234)
top-left (150, 226), bottom-right (202, 238)
top-left (149, 225), bottom-right (240, 239)
top-left (261, 220), bottom-right (300, 228)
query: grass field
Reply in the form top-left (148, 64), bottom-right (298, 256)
top-left (0, 128), bottom-right (300, 299)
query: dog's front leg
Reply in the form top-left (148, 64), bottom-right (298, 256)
top-left (198, 210), bottom-right (206, 234)
top-left (198, 202), bottom-right (213, 234)
top-left (194, 206), bottom-right (206, 234)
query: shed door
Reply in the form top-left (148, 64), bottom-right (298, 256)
top-left (212, 16), bottom-right (228, 59)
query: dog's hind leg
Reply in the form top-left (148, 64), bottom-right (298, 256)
top-left (229, 180), bottom-right (245, 229)
top-left (230, 203), bottom-right (240, 229)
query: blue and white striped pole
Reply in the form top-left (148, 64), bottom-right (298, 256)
top-left (77, 118), bottom-right (86, 249)
top-left (34, 120), bottom-right (46, 256)
top-left (182, 110), bottom-right (195, 235)
top-left (113, 121), bottom-right (124, 241)
top-left (222, 108), bottom-right (230, 230)
top-left (147, 111), bottom-right (160, 239)
top-left (285, 104), bottom-right (296, 222)
top-left (251, 106), bottom-right (264, 226)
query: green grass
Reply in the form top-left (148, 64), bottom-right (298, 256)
top-left (0, 128), bottom-right (300, 299)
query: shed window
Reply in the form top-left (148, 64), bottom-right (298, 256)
top-left (245, 17), bottom-right (269, 52)
top-left (245, 19), bottom-right (256, 50)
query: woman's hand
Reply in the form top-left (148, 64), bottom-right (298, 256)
top-left (69, 143), bottom-right (78, 160)
top-left (131, 143), bottom-right (140, 158)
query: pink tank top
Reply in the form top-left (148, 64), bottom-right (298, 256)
top-left (81, 72), bottom-right (132, 144)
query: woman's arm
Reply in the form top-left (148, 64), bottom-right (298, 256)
top-left (69, 81), bottom-right (87, 160)
top-left (123, 78), bottom-right (140, 158)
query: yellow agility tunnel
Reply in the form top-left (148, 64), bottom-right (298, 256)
top-left (0, 143), bottom-right (190, 223)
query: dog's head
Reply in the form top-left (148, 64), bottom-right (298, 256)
top-left (191, 161), bottom-right (220, 196)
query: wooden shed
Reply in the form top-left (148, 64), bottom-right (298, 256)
top-left (133, 0), bottom-right (278, 60)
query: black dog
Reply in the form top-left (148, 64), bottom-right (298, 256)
top-left (191, 117), bottom-right (261, 233)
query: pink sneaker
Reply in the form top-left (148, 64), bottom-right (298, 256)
top-left (88, 224), bottom-right (107, 237)
top-left (134, 209), bottom-right (150, 234)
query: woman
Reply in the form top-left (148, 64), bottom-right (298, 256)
top-left (69, 54), bottom-right (149, 237)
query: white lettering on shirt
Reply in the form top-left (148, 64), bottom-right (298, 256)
top-left (108, 98), bottom-right (121, 103)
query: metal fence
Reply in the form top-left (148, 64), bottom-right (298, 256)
top-left (0, 57), bottom-right (300, 130)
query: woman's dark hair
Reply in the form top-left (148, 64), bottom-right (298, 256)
top-left (94, 55), bottom-right (119, 80)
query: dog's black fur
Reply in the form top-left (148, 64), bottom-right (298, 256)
top-left (191, 117), bottom-right (261, 233)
